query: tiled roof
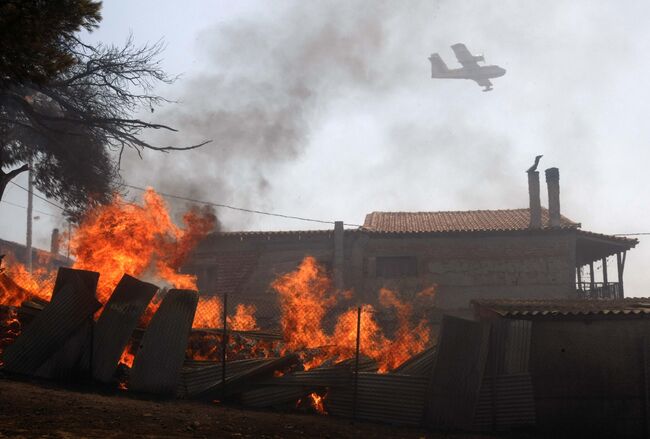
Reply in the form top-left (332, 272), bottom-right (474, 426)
top-left (576, 230), bottom-right (638, 247)
top-left (214, 230), bottom-right (333, 237)
top-left (472, 298), bottom-right (650, 317)
top-left (363, 208), bottom-right (579, 233)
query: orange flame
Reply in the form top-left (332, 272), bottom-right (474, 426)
top-left (193, 296), bottom-right (223, 328)
top-left (228, 304), bottom-right (258, 331)
top-left (272, 256), bottom-right (337, 354)
top-left (119, 344), bottom-right (136, 368)
top-left (308, 392), bottom-right (327, 415)
top-left (71, 188), bottom-right (216, 303)
top-left (272, 256), bottom-right (434, 372)
top-left (0, 254), bottom-right (55, 306)
top-left (191, 298), bottom-right (257, 331)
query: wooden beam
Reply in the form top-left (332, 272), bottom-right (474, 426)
top-left (589, 261), bottom-right (595, 290)
top-left (602, 257), bottom-right (608, 285)
top-left (617, 252), bottom-right (625, 298)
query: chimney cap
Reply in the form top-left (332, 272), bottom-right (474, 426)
top-left (545, 167), bottom-right (559, 180)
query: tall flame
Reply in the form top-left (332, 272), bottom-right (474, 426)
top-left (272, 257), bottom-right (434, 371)
top-left (272, 256), bottom-right (337, 353)
top-left (71, 188), bottom-right (215, 303)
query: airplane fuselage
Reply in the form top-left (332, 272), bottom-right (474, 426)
top-left (431, 65), bottom-right (506, 81)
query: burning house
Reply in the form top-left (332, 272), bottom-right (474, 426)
top-left (0, 166), bottom-right (642, 432)
top-left (184, 167), bottom-right (638, 323)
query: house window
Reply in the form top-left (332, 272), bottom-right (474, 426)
top-left (376, 256), bottom-right (418, 278)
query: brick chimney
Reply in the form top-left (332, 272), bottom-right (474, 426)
top-left (50, 228), bottom-right (60, 254)
top-left (545, 167), bottom-right (561, 227)
top-left (528, 170), bottom-right (542, 228)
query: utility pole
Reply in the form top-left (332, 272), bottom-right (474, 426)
top-left (25, 165), bottom-right (33, 273)
top-left (67, 221), bottom-right (71, 259)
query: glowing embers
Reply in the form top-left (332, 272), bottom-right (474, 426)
top-left (0, 307), bottom-right (20, 367)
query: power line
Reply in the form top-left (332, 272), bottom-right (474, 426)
top-left (9, 181), bottom-right (65, 211)
top-left (7, 179), bottom-right (645, 233)
top-left (6, 179), bottom-right (363, 227)
top-left (0, 199), bottom-right (62, 218)
top-left (122, 183), bottom-right (364, 228)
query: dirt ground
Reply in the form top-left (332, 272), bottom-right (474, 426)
top-left (0, 376), bottom-right (520, 439)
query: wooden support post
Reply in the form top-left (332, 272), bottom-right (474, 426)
top-left (617, 252), bottom-right (625, 298)
top-left (589, 261), bottom-right (595, 293)
top-left (602, 257), bottom-right (608, 285)
top-left (576, 266), bottom-right (581, 292)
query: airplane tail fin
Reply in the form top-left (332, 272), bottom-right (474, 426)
top-left (428, 53), bottom-right (449, 76)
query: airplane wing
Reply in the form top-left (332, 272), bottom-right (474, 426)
top-left (451, 43), bottom-right (482, 68)
top-left (473, 78), bottom-right (493, 91)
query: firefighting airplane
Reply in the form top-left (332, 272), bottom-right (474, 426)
top-left (428, 43), bottom-right (506, 91)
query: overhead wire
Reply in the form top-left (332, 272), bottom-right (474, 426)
top-left (5, 180), bottom-right (650, 233)
top-left (7, 179), bottom-right (363, 227)
top-left (0, 199), bottom-right (62, 218)
top-left (121, 183), bottom-right (364, 228)
top-left (9, 181), bottom-right (65, 211)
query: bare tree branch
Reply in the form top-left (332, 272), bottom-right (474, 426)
top-left (1, 31), bottom-right (210, 218)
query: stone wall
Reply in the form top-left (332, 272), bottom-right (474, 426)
top-left (185, 229), bottom-right (578, 324)
top-left (350, 232), bottom-right (576, 309)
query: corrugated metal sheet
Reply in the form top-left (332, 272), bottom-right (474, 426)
top-left (238, 361), bottom-right (362, 409)
top-left (34, 319), bottom-right (93, 380)
top-left (394, 347), bottom-right (436, 376)
top-left (51, 268), bottom-right (99, 299)
top-left (326, 357), bottom-right (378, 373)
top-left (473, 298), bottom-right (650, 317)
top-left (470, 319), bottom-right (535, 431)
top-left (326, 373), bottom-right (428, 426)
top-left (129, 289), bottom-right (198, 396)
top-left (260, 368), bottom-right (352, 388)
top-left (426, 315), bottom-right (490, 430)
top-left (472, 373), bottom-right (536, 430)
top-left (2, 270), bottom-right (101, 375)
top-left (177, 356), bottom-right (299, 399)
top-left (30, 268), bottom-right (100, 379)
top-left (183, 359), bottom-right (220, 368)
top-left (503, 320), bottom-right (531, 374)
top-left (177, 358), bottom-right (268, 398)
top-left (486, 319), bottom-right (531, 376)
top-left (239, 386), bottom-right (307, 408)
top-left (92, 274), bottom-right (158, 383)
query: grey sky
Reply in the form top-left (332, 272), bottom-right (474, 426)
top-left (2, 0), bottom-right (649, 294)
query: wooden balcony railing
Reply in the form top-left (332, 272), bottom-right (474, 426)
top-left (576, 282), bottom-right (623, 300)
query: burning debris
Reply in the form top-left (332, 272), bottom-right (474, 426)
top-left (0, 187), bottom-right (437, 425)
